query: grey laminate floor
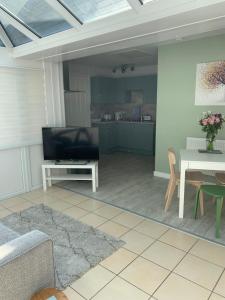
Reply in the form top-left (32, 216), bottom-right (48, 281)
top-left (58, 152), bottom-right (225, 245)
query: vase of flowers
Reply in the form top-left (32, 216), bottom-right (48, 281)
top-left (199, 112), bottom-right (224, 152)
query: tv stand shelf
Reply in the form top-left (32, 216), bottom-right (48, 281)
top-left (42, 161), bottom-right (99, 192)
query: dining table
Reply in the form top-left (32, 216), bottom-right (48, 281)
top-left (179, 149), bottom-right (225, 218)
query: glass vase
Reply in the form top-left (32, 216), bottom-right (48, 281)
top-left (206, 135), bottom-right (215, 152)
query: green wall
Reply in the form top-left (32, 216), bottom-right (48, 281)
top-left (155, 34), bottom-right (225, 173)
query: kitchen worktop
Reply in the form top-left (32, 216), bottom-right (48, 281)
top-left (92, 120), bottom-right (155, 125)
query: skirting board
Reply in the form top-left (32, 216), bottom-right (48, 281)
top-left (154, 171), bottom-right (170, 179)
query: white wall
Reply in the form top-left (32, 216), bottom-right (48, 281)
top-left (0, 49), bottom-right (65, 200)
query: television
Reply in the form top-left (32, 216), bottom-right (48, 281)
top-left (42, 127), bottom-right (99, 161)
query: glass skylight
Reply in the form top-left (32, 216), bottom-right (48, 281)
top-left (0, 0), bottom-right (72, 37)
top-left (60, 0), bottom-right (131, 23)
top-left (0, 39), bottom-right (4, 47)
top-left (1, 20), bottom-right (31, 46)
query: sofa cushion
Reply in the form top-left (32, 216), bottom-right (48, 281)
top-left (0, 223), bottom-right (19, 246)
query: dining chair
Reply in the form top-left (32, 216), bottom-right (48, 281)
top-left (215, 173), bottom-right (225, 185)
top-left (165, 148), bottom-right (205, 213)
top-left (194, 185), bottom-right (225, 238)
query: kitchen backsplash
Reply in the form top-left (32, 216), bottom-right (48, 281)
top-left (91, 103), bottom-right (156, 121)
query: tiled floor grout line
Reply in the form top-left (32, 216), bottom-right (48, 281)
top-left (98, 229), bottom-right (175, 298)
top-left (88, 273), bottom-right (117, 300)
top-left (76, 206), bottom-right (129, 231)
top-left (69, 286), bottom-right (88, 300)
top-left (209, 268), bottom-right (225, 299)
top-left (150, 237), bottom-right (206, 298)
top-left (96, 264), bottom-right (153, 299)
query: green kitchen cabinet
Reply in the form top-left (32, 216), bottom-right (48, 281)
top-left (117, 123), bottom-right (134, 150)
top-left (91, 75), bottom-right (157, 105)
top-left (116, 122), bottom-right (155, 155)
top-left (91, 77), bottom-right (116, 104)
top-left (132, 124), bottom-right (155, 155)
top-left (124, 75), bottom-right (157, 104)
top-left (93, 123), bottom-right (117, 153)
top-left (115, 78), bottom-right (127, 103)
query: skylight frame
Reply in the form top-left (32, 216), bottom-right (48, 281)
top-left (0, 22), bottom-right (13, 47)
top-left (58, 0), bottom-right (132, 24)
top-left (0, 38), bottom-right (4, 47)
top-left (0, 1), bottom-right (74, 38)
top-left (141, 0), bottom-right (154, 4)
top-left (56, 0), bottom-right (83, 25)
top-left (0, 4), bottom-right (41, 38)
top-left (0, 19), bottom-right (32, 47)
top-left (0, 0), bottom-right (147, 49)
top-left (45, 0), bottom-right (82, 28)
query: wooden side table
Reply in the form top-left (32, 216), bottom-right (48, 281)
top-left (31, 288), bottom-right (68, 300)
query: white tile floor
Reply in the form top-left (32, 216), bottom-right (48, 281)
top-left (1, 186), bottom-right (225, 300)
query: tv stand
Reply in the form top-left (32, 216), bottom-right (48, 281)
top-left (42, 161), bottom-right (99, 192)
top-left (55, 160), bottom-right (89, 165)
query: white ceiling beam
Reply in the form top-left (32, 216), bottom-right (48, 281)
top-left (0, 24), bottom-right (13, 47)
top-left (45, 0), bottom-right (82, 28)
top-left (127, 0), bottom-right (143, 12)
top-left (0, 7), bottom-right (39, 41)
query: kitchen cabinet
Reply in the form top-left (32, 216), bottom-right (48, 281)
top-left (117, 122), bottom-right (155, 155)
top-left (91, 77), bottom-right (116, 104)
top-left (93, 122), bottom-right (155, 155)
top-left (91, 75), bottom-right (157, 105)
top-left (93, 122), bottom-right (117, 153)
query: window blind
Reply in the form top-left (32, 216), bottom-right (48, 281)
top-left (0, 67), bottom-right (46, 149)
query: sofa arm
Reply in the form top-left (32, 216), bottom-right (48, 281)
top-left (0, 230), bottom-right (55, 300)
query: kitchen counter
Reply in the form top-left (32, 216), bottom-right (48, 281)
top-left (92, 120), bottom-right (155, 125)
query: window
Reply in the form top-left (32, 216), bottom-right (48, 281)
top-left (0, 0), bottom-right (72, 37)
top-left (0, 39), bottom-right (4, 47)
top-left (0, 67), bottom-right (46, 148)
top-left (60, 0), bottom-right (131, 23)
top-left (1, 20), bottom-right (31, 46)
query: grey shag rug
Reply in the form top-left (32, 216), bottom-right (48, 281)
top-left (1, 204), bottom-right (125, 289)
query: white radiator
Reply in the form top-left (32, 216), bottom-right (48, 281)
top-left (186, 137), bottom-right (225, 176)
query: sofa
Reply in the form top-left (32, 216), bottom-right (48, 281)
top-left (0, 223), bottom-right (55, 300)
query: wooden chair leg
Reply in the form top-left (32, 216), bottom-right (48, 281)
top-left (164, 180), bottom-right (176, 212)
top-left (199, 190), bottom-right (204, 216)
top-left (194, 188), bottom-right (201, 219)
top-left (165, 179), bottom-right (172, 202)
top-left (216, 197), bottom-right (223, 238)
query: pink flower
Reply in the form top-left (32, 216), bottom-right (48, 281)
top-left (215, 117), bottom-right (220, 123)
top-left (209, 117), bottom-right (215, 125)
top-left (202, 119), bottom-right (208, 126)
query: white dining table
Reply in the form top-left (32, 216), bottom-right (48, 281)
top-left (179, 149), bottom-right (225, 218)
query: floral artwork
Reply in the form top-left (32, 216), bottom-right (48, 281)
top-left (195, 61), bottom-right (225, 105)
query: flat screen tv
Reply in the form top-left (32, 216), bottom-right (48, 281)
top-left (42, 127), bottom-right (99, 161)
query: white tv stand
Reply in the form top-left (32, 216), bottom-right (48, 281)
top-left (41, 161), bottom-right (99, 192)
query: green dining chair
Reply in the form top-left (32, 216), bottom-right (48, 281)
top-left (194, 185), bottom-right (225, 238)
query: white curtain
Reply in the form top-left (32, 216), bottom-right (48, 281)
top-left (0, 67), bottom-right (46, 149)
